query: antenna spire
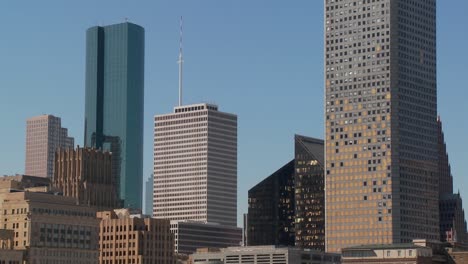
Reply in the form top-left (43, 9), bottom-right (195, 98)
top-left (177, 16), bottom-right (184, 106)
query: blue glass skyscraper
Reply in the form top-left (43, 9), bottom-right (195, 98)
top-left (84, 22), bottom-right (144, 209)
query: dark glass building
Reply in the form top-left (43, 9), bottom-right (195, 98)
top-left (84, 22), bottom-right (144, 209)
top-left (247, 135), bottom-right (325, 249)
top-left (294, 135), bottom-right (325, 251)
top-left (248, 160), bottom-right (295, 246)
top-left (437, 117), bottom-right (468, 246)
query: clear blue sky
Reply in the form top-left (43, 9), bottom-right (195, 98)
top-left (0, 1), bottom-right (467, 227)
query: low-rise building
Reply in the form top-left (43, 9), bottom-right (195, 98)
top-left (341, 244), bottom-right (432, 264)
top-left (98, 209), bottom-right (175, 264)
top-left (0, 184), bottom-right (100, 263)
top-left (171, 220), bottom-right (242, 255)
top-left (190, 246), bottom-right (341, 264)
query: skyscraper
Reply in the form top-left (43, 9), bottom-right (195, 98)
top-left (247, 135), bottom-right (325, 249)
top-left (53, 147), bottom-right (121, 209)
top-left (84, 22), bottom-right (144, 209)
top-left (248, 160), bottom-right (295, 246)
top-left (144, 174), bottom-right (154, 216)
top-left (25, 114), bottom-right (74, 178)
top-left (325, 0), bottom-right (438, 252)
top-left (153, 103), bottom-right (237, 227)
top-left (294, 135), bottom-right (325, 251)
top-left (437, 117), bottom-right (468, 246)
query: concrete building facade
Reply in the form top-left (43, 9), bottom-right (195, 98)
top-left (0, 229), bottom-right (24, 264)
top-left (53, 147), bottom-right (121, 209)
top-left (0, 184), bottom-right (100, 263)
top-left (190, 246), bottom-right (341, 264)
top-left (170, 220), bottom-right (242, 255)
top-left (97, 209), bottom-right (175, 264)
top-left (325, 0), bottom-right (439, 252)
top-left (341, 244), bottom-right (433, 264)
top-left (153, 103), bottom-right (237, 226)
top-left (25, 114), bottom-right (74, 178)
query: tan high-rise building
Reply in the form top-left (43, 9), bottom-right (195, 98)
top-left (153, 103), bottom-right (237, 226)
top-left (0, 178), bottom-right (100, 263)
top-left (53, 147), bottom-right (121, 209)
top-left (25, 114), bottom-right (74, 178)
top-left (97, 209), bottom-right (175, 264)
top-left (324, 0), bottom-right (439, 252)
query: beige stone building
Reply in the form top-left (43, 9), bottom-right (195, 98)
top-left (324, 0), bottom-right (439, 252)
top-left (0, 178), bottom-right (100, 264)
top-left (98, 209), bottom-right (175, 264)
top-left (0, 229), bottom-right (25, 264)
top-left (25, 114), bottom-right (74, 178)
top-left (53, 147), bottom-right (121, 209)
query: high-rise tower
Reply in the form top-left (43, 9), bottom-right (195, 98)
top-left (325, 0), bottom-right (438, 252)
top-left (84, 22), bottom-right (144, 209)
top-left (153, 103), bottom-right (237, 226)
top-left (25, 114), bottom-right (74, 178)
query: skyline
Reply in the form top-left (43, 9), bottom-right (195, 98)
top-left (0, 1), bottom-right (467, 227)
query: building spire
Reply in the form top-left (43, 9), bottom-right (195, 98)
top-left (177, 16), bottom-right (184, 107)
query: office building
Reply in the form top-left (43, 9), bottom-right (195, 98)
top-left (53, 147), bottom-right (121, 209)
top-left (189, 246), bottom-right (341, 264)
top-left (437, 117), bottom-right (468, 246)
top-left (342, 240), bottom-right (455, 264)
top-left (0, 174), bottom-right (51, 204)
top-left (154, 103), bottom-right (237, 226)
top-left (247, 135), bottom-right (324, 249)
top-left (97, 209), bottom-right (175, 264)
top-left (0, 181), bottom-right (100, 263)
top-left (437, 117), bottom-right (453, 197)
top-left (247, 160), bottom-right (295, 246)
top-left (171, 220), bottom-right (242, 255)
top-left (341, 244), bottom-right (432, 264)
top-left (25, 114), bottom-right (74, 178)
top-left (325, 0), bottom-right (439, 252)
top-left (0, 230), bottom-right (24, 264)
top-left (294, 135), bottom-right (325, 250)
top-left (84, 22), bottom-right (145, 209)
top-left (440, 193), bottom-right (468, 245)
top-left (144, 174), bottom-right (154, 215)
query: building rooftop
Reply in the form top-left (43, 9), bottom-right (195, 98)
top-left (174, 103), bottom-right (218, 113)
top-left (343, 243), bottom-right (427, 251)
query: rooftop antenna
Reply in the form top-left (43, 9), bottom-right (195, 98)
top-left (177, 16), bottom-right (184, 106)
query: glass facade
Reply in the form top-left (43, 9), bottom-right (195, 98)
top-left (84, 22), bottom-right (144, 209)
top-left (294, 135), bottom-right (325, 251)
top-left (247, 135), bottom-right (325, 250)
top-left (247, 160), bottom-right (295, 246)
